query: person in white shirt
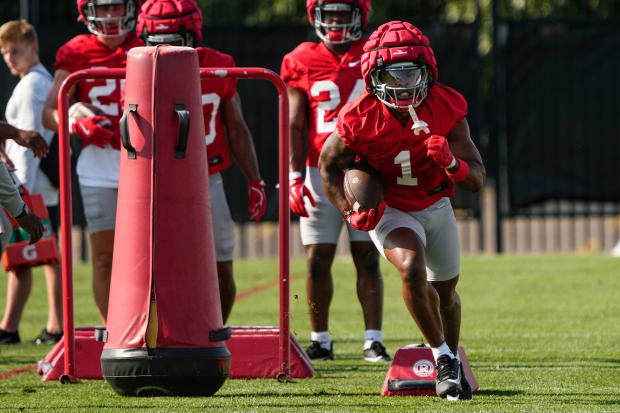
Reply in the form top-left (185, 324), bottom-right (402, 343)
top-left (0, 20), bottom-right (62, 345)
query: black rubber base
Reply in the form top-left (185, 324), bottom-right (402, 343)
top-left (101, 347), bottom-right (230, 397)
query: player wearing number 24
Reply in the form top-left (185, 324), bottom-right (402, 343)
top-left (42, 0), bottom-right (144, 325)
top-left (319, 21), bottom-right (485, 400)
top-left (281, 0), bottom-right (391, 363)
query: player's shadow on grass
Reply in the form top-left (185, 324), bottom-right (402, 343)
top-left (474, 389), bottom-right (523, 397)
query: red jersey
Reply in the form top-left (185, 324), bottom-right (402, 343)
top-left (281, 40), bottom-right (366, 167)
top-left (197, 47), bottom-right (238, 175)
top-left (55, 34), bottom-right (144, 146)
top-left (337, 84), bottom-right (467, 211)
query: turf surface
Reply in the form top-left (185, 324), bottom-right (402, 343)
top-left (0, 255), bottom-right (619, 412)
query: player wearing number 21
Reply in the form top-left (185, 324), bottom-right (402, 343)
top-left (281, 0), bottom-right (391, 363)
top-left (42, 0), bottom-right (144, 324)
top-left (319, 21), bottom-right (485, 400)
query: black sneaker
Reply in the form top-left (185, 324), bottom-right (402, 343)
top-left (0, 329), bottom-right (21, 345)
top-left (32, 329), bottom-right (63, 345)
top-left (435, 354), bottom-right (462, 398)
top-left (446, 361), bottom-right (472, 401)
top-left (305, 341), bottom-right (334, 360)
top-left (363, 341), bottom-right (391, 362)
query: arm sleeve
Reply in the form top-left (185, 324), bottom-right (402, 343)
top-left (0, 161), bottom-right (24, 217)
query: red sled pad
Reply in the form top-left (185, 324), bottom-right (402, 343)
top-left (381, 344), bottom-right (478, 396)
top-left (227, 326), bottom-right (314, 379)
top-left (39, 327), bottom-right (105, 381)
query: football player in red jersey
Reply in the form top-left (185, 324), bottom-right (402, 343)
top-left (137, 0), bottom-right (266, 323)
top-left (42, 0), bottom-right (143, 324)
top-left (281, 0), bottom-right (390, 363)
top-left (319, 21), bottom-right (485, 400)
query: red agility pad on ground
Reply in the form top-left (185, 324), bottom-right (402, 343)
top-left (381, 344), bottom-right (478, 396)
top-left (227, 327), bottom-right (313, 379)
top-left (39, 327), bottom-right (104, 381)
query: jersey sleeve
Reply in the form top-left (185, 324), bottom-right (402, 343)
top-left (54, 43), bottom-right (75, 72)
top-left (280, 52), bottom-right (305, 90)
top-left (336, 100), bottom-right (368, 156)
top-left (435, 84), bottom-right (468, 133)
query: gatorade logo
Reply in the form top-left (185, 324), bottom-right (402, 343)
top-left (413, 359), bottom-right (435, 377)
top-left (23, 245), bottom-right (38, 261)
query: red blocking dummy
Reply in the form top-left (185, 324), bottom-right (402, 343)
top-left (100, 46), bottom-right (231, 397)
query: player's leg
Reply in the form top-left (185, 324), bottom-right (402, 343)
top-left (209, 173), bottom-right (236, 323)
top-left (370, 205), bottom-right (461, 397)
top-left (348, 234), bottom-right (390, 361)
top-left (425, 198), bottom-right (471, 399)
top-left (0, 267), bottom-right (32, 344)
top-left (35, 205), bottom-right (62, 343)
top-left (300, 167), bottom-right (343, 360)
top-left (81, 186), bottom-right (117, 325)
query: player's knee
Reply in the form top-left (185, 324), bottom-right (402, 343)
top-left (307, 251), bottom-right (333, 278)
top-left (353, 248), bottom-right (380, 276)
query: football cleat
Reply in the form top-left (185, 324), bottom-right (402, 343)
top-left (363, 341), bottom-right (391, 362)
top-left (305, 341), bottom-right (334, 360)
top-left (435, 354), bottom-right (462, 398)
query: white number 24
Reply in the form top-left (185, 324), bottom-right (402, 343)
top-left (311, 79), bottom-right (364, 134)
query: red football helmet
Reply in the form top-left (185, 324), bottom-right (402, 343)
top-left (361, 21), bottom-right (438, 111)
top-left (77, 0), bottom-right (140, 38)
top-left (306, 0), bottom-right (370, 44)
top-left (137, 0), bottom-right (202, 47)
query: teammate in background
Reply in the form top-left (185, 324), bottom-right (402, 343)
top-left (319, 21), bottom-right (485, 399)
top-left (137, 0), bottom-right (266, 323)
top-left (0, 20), bottom-right (63, 344)
top-left (280, 0), bottom-right (389, 362)
top-left (42, 0), bottom-right (143, 324)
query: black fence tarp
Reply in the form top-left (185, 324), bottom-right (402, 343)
top-left (499, 20), bottom-right (620, 209)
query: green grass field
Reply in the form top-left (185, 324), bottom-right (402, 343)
top-left (1, 255), bottom-right (619, 412)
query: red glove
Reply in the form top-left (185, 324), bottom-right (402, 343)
top-left (248, 179), bottom-right (266, 222)
top-left (425, 135), bottom-right (454, 168)
top-left (70, 116), bottom-right (114, 149)
top-left (289, 172), bottom-right (316, 217)
top-left (346, 201), bottom-right (386, 232)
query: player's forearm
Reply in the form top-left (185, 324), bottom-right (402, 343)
top-left (229, 128), bottom-right (261, 180)
top-left (451, 158), bottom-right (485, 192)
top-left (289, 126), bottom-right (305, 172)
top-left (42, 106), bottom-right (59, 132)
top-left (0, 122), bottom-right (20, 141)
top-left (318, 133), bottom-right (355, 214)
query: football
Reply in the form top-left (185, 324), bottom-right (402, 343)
top-left (343, 161), bottom-right (383, 212)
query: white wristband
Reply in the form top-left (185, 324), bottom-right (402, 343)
top-left (446, 156), bottom-right (457, 169)
top-left (289, 171), bottom-right (302, 180)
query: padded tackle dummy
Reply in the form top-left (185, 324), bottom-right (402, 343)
top-left (100, 46), bottom-right (231, 397)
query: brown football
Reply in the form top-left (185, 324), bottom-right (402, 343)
top-left (343, 162), bottom-right (383, 212)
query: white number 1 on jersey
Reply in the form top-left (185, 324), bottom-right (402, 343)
top-left (395, 150), bottom-right (418, 186)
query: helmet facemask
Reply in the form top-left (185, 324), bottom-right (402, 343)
top-left (313, 3), bottom-right (362, 44)
top-left (371, 61), bottom-right (429, 111)
top-left (144, 28), bottom-right (193, 47)
top-left (84, 0), bottom-right (137, 38)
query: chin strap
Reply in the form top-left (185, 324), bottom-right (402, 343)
top-left (408, 105), bottom-right (430, 135)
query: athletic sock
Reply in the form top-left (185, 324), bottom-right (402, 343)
top-left (363, 329), bottom-right (382, 350)
top-left (430, 341), bottom-right (455, 362)
top-left (311, 331), bottom-right (331, 350)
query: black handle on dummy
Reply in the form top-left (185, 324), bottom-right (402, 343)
top-left (120, 103), bottom-right (137, 160)
top-left (174, 103), bottom-right (190, 159)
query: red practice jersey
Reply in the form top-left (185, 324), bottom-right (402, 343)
top-left (197, 47), bottom-right (238, 175)
top-left (281, 40), bottom-right (366, 167)
top-left (55, 34), bottom-right (144, 146)
top-left (337, 84), bottom-right (468, 211)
